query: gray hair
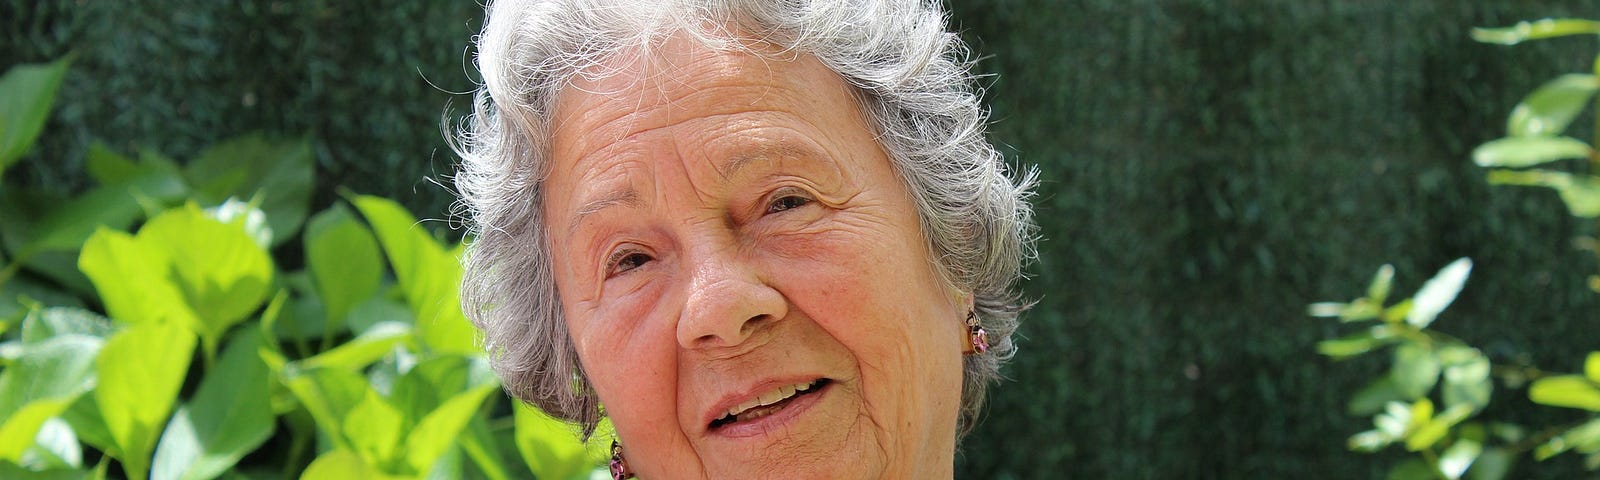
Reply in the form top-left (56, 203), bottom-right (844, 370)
top-left (452, 0), bottom-right (1036, 438)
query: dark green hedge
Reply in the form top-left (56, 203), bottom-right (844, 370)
top-left (6, 0), bottom-right (1599, 477)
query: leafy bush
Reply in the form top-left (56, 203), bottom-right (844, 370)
top-left (1313, 18), bottom-right (1600, 480)
top-left (0, 59), bottom-right (610, 480)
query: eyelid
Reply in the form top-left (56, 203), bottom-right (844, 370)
top-left (603, 244), bottom-right (651, 278)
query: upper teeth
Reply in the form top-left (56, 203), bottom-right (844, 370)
top-left (726, 381), bottom-right (814, 418)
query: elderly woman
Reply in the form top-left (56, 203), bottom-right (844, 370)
top-left (453, 0), bottom-right (1035, 477)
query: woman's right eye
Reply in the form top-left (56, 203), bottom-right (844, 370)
top-left (605, 249), bottom-right (654, 278)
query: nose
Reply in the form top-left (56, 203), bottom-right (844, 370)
top-left (677, 245), bottom-right (787, 350)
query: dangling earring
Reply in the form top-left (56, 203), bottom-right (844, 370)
top-left (610, 440), bottom-right (634, 479)
top-left (965, 311), bottom-right (989, 355)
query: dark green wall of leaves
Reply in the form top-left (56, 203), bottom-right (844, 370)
top-left (6, 0), bottom-right (1599, 477)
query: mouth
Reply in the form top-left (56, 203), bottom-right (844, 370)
top-left (708, 378), bottom-right (831, 430)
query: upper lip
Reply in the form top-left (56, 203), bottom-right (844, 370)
top-left (701, 375), bottom-right (826, 430)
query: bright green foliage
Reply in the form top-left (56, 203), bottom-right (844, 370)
top-left (0, 57), bottom-right (69, 175)
top-left (1471, 19), bottom-right (1600, 45)
top-left (515, 404), bottom-right (614, 480)
top-left (183, 136), bottom-right (314, 246)
top-left (304, 205), bottom-right (383, 336)
top-left (95, 322), bottom-right (196, 480)
top-left (351, 195), bottom-right (477, 355)
top-left (149, 331), bottom-right (275, 480)
top-left (0, 333), bottom-right (101, 463)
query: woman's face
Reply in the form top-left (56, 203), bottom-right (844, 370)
top-left (542, 35), bottom-right (968, 479)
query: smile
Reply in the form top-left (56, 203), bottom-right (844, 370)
top-left (709, 378), bottom-right (831, 430)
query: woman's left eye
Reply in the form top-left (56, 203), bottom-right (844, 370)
top-left (765, 192), bottom-right (813, 214)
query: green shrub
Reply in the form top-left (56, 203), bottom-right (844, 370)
top-left (0, 59), bottom-right (609, 480)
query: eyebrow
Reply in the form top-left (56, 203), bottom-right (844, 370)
top-left (565, 141), bottom-right (822, 235)
top-left (568, 188), bottom-right (642, 236)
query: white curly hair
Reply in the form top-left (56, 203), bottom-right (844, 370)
top-left (452, 0), bottom-right (1036, 438)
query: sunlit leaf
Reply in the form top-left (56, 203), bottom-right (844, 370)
top-left (95, 321), bottom-right (196, 480)
top-left (1472, 19), bottom-right (1600, 45)
top-left (276, 367), bottom-right (369, 452)
top-left (297, 321), bottom-right (411, 371)
top-left (343, 390), bottom-right (405, 472)
top-left (351, 195), bottom-right (476, 354)
top-left (1585, 351), bottom-right (1600, 383)
top-left (1349, 377), bottom-right (1407, 417)
top-left (1529, 375), bottom-right (1600, 411)
top-left (1392, 343), bottom-right (1441, 400)
top-left (1507, 74), bottom-right (1600, 137)
top-left (1442, 353), bottom-right (1492, 412)
top-left (1533, 417), bottom-right (1600, 460)
top-left (78, 228), bottom-right (198, 327)
top-left (1367, 264), bottom-right (1395, 304)
top-left (151, 331), bottom-right (275, 480)
top-left (1407, 258), bottom-right (1472, 328)
top-left (0, 57), bottom-right (70, 174)
top-left (1488, 169), bottom-right (1600, 217)
top-left (23, 418), bottom-right (80, 470)
top-left (1466, 447), bottom-right (1514, 480)
top-left (403, 383), bottom-right (499, 475)
top-left (1473, 136), bottom-right (1592, 167)
top-left (304, 205), bottom-right (383, 330)
top-left (1439, 437), bottom-right (1482, 479)
top-left (184, 135), bottom-right (314, 246)
top-left (136, 204), bottom-right (274, 343)
top-left (1406, 404), bottom-right (1473, 452)
top-left (1317, 330), bottom-right (1384, 359)
top-left (19, 307), bottom-right (114, 343)
top-left (515, 403), bottom-right (611, 480)
top-left (0, 336), bottom-right (102, 462)
top-left (300, 449), bottom-right (405, 480)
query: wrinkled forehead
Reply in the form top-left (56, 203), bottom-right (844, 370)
top-left (545, 30), bottom-right (863, 168)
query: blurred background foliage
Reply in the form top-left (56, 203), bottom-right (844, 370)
top-left (4, 0), bottom-right (1600, 478)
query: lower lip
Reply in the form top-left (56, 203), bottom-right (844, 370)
top-left (710, 381), bottom-right (832, 439)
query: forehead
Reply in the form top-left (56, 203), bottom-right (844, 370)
top-left (546, 33), bottom-right (864, 167)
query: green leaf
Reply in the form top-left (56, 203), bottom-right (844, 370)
top-left (1472, 136), bottom-right (1592, 168)
top-left (1534, 417), bottom-right (1600, 460)
top-left (304, 205), bottom-right (383, 329)
top-left (184, 135), bottom-right (313, 246)
top-left (150, 330), bottom-right (276, 480)
top-left (1507, 74), bottom-right (1600, 137)
top-left (20, 307), bottom-right (115, 343)
top-left (1487, 169), bottom-right (1600, 217)
top-left (1472, 19), bottom-right (1600, 45)
top-left (343, 390), bottom-right (405, 472)
top-left (299, 449), bottom-right (405, 480)
top-left (1407, 258), bottom-right (1472, 328)
top-left (1317, 330), bottom-right (1383, 359)
top-left (403, 383), bottom-right (499, 475)
top-left (0, 462), bottom-right (91, 480)
top-left (0, 57), bottom-right (71, 174)
top-left (1585, 351), bottom-right (1600, 383)
top-left (1392, 343), bottom-right (1441, 400)
top-left (1407, 404), bottom-right (1473, 452)
top-left (1528, 375), bottom-right (1600, 411)
top-left (514, 402), bottom-right (596, 480)
top-left (136, 204), bottom-right (274, 342)
top-left (458, 416), bottom-right (510, 480)
top-left (24, 417), bottom-right (81, 470)
top-left (351, 195), bottom-right (476, 354)
top-left (78, 228), bottom-right (199, 327)
top-left (1466, 447), bottom-right (1514, 480)
top-left (298, 321), bottom-right (411, 371)
top-left (0, 336), bottom-right (103, 462)
top-left (1439, 437), bottom-right (1483, 479)
top-left (1367, 264), bottom-right (1395, 304)
top-left (276, 367), bottom-right (370, 452)
top-left (1442, 353), bottom-right (1493, 412)
top-left (1386, 458), bottom-right (1436, 480)
top-left (1349, 376), bottom-right (1407, 417)
top-left (95, 322), bottom-right (196, 480)
top-left (1347, 429), bottom-right (1393, 453)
